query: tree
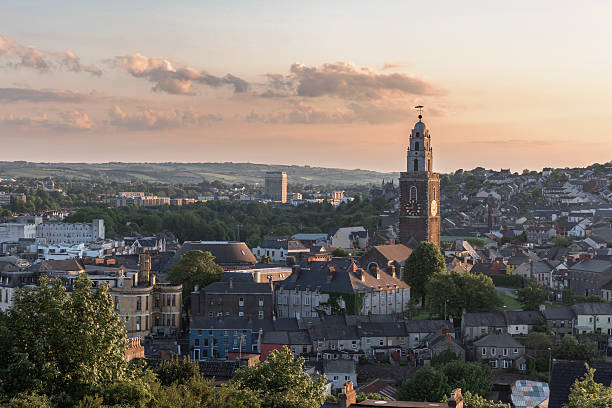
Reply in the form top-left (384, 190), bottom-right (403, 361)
top-left (154, 357), bottom-right (201, 386)
top-left (524, 332), bottom-right (554, 351)
top-left (442, 391), bottom-right (510, 408)
top-left (168, 250), bottom-right (223, 314)
top-left (232, 346), bottom-right (327, 408)
top-left (554, 335), bottom-right (602, 362)
top-left (332, 248), bottom-right (350, 257)
top-left (553, 235), bottom-right (571, 248)
top-left (565, 364), bottom-right (612, 408)
top-left (0, 274), bottom-right (149, 404)
top-left (403, 242), bottom-right (446, 304)
top-left (516, 280), bottom-right (547, 311)
top-left (431, 350), bottom-right (461, 367)
top-left (398, 366), bottom-right (449, 402)
top-left (441, 361), bottom-right (492, 397)
top-left (425, 271), bottom-right (501, 320)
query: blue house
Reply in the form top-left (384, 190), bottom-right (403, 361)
top-left (190, 317), bottom-right (272, 360)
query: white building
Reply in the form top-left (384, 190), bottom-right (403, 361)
top-left (329, 227), bottom-right (369, 250)
top-left (36, 219), bottom-right (104, 245)
top-left (0, 223), bottom-right (37, 243)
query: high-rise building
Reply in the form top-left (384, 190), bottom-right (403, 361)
top-left (399, 108), bottom-right (441, 247)
top-left (264, 171), bottom-right (287, 203)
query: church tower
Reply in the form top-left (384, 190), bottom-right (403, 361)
top-left (399, 107), bottom-right (441, 248)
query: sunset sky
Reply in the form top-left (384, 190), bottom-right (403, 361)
top-left (1, 1), bottom-right (611, 173)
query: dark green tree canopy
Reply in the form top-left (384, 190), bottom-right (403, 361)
top-left (516, 279), bottom-right (547, 311)
top-left (403, 242), bottom-right (446, 303)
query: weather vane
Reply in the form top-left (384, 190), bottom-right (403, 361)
top-left (415, 105), bottom-right (424, 121)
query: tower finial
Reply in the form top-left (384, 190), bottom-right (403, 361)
top-left (414, 105), bottom-right (424, 121)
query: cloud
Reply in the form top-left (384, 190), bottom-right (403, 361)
top-left (261, 62), bottom-right (441, 100)
top-left (107, 105), bottom-right (222, 130)
top-left (114, 53), bottom-right (249, 95)
top-left (0, 110), bottom-right (93, 131)
top-left (0, 35), bottom-right (102, 75)
top-left (0, 87), bottom-right (104, 103)
top-left (381, 62), bottom-right (405, 70)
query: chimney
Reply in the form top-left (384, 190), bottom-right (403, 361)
top-left (376, 268), bottom-right (381, 280)
top-left (338, 381), bottom-right (357, 408)
top-left (389, 265), bottom-right (397, 279)
top-left (228, 278), bottom-right (233, 289)
top-left (357, 268), bottom-right (366, 282)
top-left (356, 318), bottom-right (362, 329)
top-left (292, 265), bottom-right (301, 279)
top-left (268, 275), bottom-right (274, 292)
top-left (326, 266), bottom-right (335, 283)
top-left (139, 252), bottom-right (151, 285)
top-left (448, 388), bottom-right (464, 408)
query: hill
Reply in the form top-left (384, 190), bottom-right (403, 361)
top-left (0, 161), bottom-right (397, 186)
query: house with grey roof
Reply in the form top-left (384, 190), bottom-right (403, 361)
top-left (275, 258), bottom-right (410, 318)
top-left (405, 319), bottom-right (454, 348)
top-left (473, 334), bottom-right (526, 370)
top-left (323, 359), bottom-right (357, 391)
top-left (329, 227), bottom-right (369, 250)
top-left (542, 307), bottom-right (576, 339)
top-left (357, 319), bottom-right (409, 360)
top-left (568, 258), bottom-right (612, 296)
top-left (252, 237), bottom-right (310, 262)
top-left (506, 310), bottom-right (544, 336)
top-left (572, 302), bottom-right (612, 335)
top-left (461, 312), bottom-right (507, 341)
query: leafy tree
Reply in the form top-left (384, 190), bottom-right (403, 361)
top-left (0, 274), bottom-right (149, 403)
top-left (403, 242), bottom-right (446, 304)
top-left (554, 335), bottom-right (602, 362)
top-left (356, 392), bottom-right (388, 402)
top-left (431, 350), bottom-right (461, 367)
top-left (425, 271), bottom-right (501, 320)
top-left (232, 346), bottom-right (327, 408)
top-left (332, 248), bottom-right (349, 257)
top-left (168, 250), bottom-right (223, 314)
top-left (516, 279), bottom-right (547, 310)
top-left (524, 332), bottom-right (554, 351)
top-left (154, 357), bottom-right (201, 386)
top-left (398, 366), bottom-right (449, 402)
top-left (553, 235), bottom-right (571, 247)
top-left (442, 391), bottom-right (510, 408)
top-left (441, 361), bottom-right (492, 397)
top-left (565, 364), bottom-right (612, 408)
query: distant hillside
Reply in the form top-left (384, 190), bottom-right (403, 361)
top-left (0, 162), bottom-right (397, 186)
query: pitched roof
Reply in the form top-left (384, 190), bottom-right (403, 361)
top-left (572, 302), bottom-right (612, 315)
top-left (203, 280), bottom-right (272, 294)
top-left (570, 258), bottom-right (612, 273)
top-left (542, 306), bottom-right (576, 320)
top-left (369, 244), bottom-right (413, 264)
top-left (357, 379), bottom-right (399, 401)
top-left (549, 361), bottom-right (612, 408)
top-left (473, 333), bottom-right (523, 348)
top-left (404, 320), bottom-right (452, 333)
top-left (168, 241), bottom-right (257, 270)
top-left (323, 359), bottom-right (356, 373)
top-left (505, 310), bottom-right (543, 325)
top-left (462, 312), bottom-right (506, 327)
top-left (190, 316), bottom-right (274, 331)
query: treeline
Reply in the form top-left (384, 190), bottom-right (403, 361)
top-left (64, 197), bottom-right (390, 247)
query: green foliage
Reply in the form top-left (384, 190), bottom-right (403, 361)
top-left (0, 274), bottom-right (143, 402)
top-left (399, 361), bottom-right (492, 403)
top-left (167, 250), bottom-right (223, 314)
top-left (565, 364), bottom-right (612, 408)
top-left (331, 248), bottom-right (349, 257)
top-left (431, 350), bottom-right (461, 367)
top-left (356, 392), bottom-right (388, 402)
top-left (523, 332), bottom-right (554, 350)
top-left (553, 235), bottom-right (571, 248)
top-left (398, 366), bottom-right (449, 402)
top-left (554, 335), bottom-right (602, 362)
top-left (232, 346), bottom-right (327, 408)
top-left (516, 279), bottom-right (547, 311)
top-left (442, 391), bottom-right (510, 408)
top-left (403, 242), bottom-right (446, 303)
top-left (425, 271), bottom-right (502, 320)
top-left (154, 357), bottom-right (201, 386)
top-left (5, 393), bottom-right (53, 408)
top-left (490, 274), bottom-right (523, 288)
top-left (65, 198), bottom-right (391, 244)
top-left (317, 293), bottom-right (365, 315)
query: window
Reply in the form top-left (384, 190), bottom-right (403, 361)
top-left (136, 296), bottom-right (142, 311)
top-left (513, 348), bottom-right (519, 354)
top-left (409, 186), bottom-right (417, 201)
top-left (114, 296), bottom-right (119, 310)
top-left (331, 344), bottom-right (336, 350)
top-left (379, 340), bottom-right (384, 346)
top-left (482, 347), bottom-right (486, 356)
top-left (204, 338), bottom-right (209, 347)
top-left (172, 295), bottom-right (176, 306)
top-left (333, 376), bottom-right (339, 381)
top-left (239, 297), bottom-right (244, 307)
top-left (345, 376), bottom-right (350, 381)
top-left (503, 360), bottom-right (509, 369)
top-left (413, 159), bottom-right (418, 172)
top-left (136, 316), bottom-right (141, 331)
top-left (195, 338), bottom-right (200, 346)
top-left (503, 348), bottom-right (508, 356)
top-left (560, 320), bottom-right (565, 328)
top-left (491, 347), bottom-right (496, 355)
top-left (414, 141), bottom-right (420, 151)
top-left (258, 298), bottom-right (264, 307)
top-left (490, 360), bottom-right (498, 369)
top-left (208, 311), bottom-right (213, 317)
top-left (217, 312), bottom-right (223, 317)
top-left (166, 295), bottom-right (171, 306)
top-left (239, 311), bottom-right (244, 317)
top-left (520, 363), bottom-right (526, 371)
top-left (145, 296), bottom-right (149, 311)
top-left (171, 314), bottom-right (175, 327)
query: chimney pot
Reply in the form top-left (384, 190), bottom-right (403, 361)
top-left (228, 278), bottom-right (233, 289)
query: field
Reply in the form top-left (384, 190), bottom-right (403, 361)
top-left (0, 161), bottom-right (397, 186)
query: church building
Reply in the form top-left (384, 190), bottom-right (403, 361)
top-left (399, 107), bottom-right (441, 248)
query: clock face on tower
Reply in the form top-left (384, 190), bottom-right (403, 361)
top-left (431, 199), bottom-right (438, 216)
top-left (404, 199), bottom-right (422, 216)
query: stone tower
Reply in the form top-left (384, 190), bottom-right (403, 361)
top-left (399, 108), bottom-right (441, 247)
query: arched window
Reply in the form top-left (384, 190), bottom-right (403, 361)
top-left (413, 159), bottom-right (419, 172)
top-left (414, 141), bottom-right (420, 151)
top-left (409, 186), bottom-right (417, 201)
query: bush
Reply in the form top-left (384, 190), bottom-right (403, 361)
top-left (332, 248), bottom-right (349, 257)
top-left (491, 275), bottom-right (523, 288)
top-left (431, 350), bottom-right (460, 367)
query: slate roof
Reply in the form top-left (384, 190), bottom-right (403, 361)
top-left (323, 359), bottom-right (356, 374)
top-left (167, 241), bottom-right (256, 270)
top-left (259, 239), bottom-right (308, 251)
top-left (190, 316), bottom-right (274, 331)
top-left (359, 321), bottom-right (408, 337)
top-left (203, 280), bottom-right (272, 294)
top-left (357, 379), bottom-right (399, 401)
top-left (570, 258), bottom-right (612, 273)
top-left (262, 330), bottom-right (311, 345)
top-left (505, 311), bottom-right (543, 325)
top-left (462, 312), bottom-right (506, 327)
top-left (368, 244), bottom-right (413, 264)
top-left (542, 306), bottom-right (576, 320)
top-left (38, 258), bottom-right (84, 273)
top-left (473, 333), bottom-right (523, 348)
top-left (404, 320), bottom-right (453, 333)
top-left (549, 361), bottom-right (612, 408)
top-left (508, 255), bottom-right (529, 265)
top-left (572, 302), bottom-right (612, 315)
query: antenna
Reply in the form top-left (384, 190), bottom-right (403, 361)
top-left (414, 105), bottom-right (424, 120)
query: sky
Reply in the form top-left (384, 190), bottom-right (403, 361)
top-left (1, 0), bottom-right (611, 173)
